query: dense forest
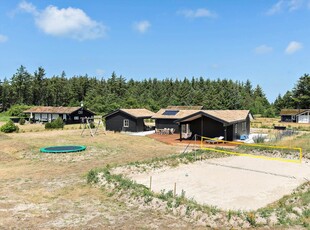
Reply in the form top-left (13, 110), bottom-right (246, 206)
top-left (0, 66), bottom-right (309, 116)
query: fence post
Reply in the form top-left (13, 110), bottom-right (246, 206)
top-left (173, 182), bottom-right (176, 197)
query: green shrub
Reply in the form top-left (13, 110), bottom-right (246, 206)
top-left (0, 120), bottom-right (19, 133)
top-left (6, 105), bottom-right (31, 117)
top-left (19, 118), bottom-right (26, 125)
top-left (87, 169), bottom-right (99, 184)
top-left (90, 122), bottom-right (95, 129)
top-left (45, 122), bottom-right (52, 129)
top-left (253, 134), bottom-right (266, 143)
top-left (263, 108), bottom-right (276, 118)
top-left (45, 117), bottom-right (64, 129)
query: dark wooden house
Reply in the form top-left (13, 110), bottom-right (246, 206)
top-left (104, 109), bottom-right (155, 132)
top-left (152, 106), bottom-right (203, 133)
top-left (24, 106), bottom-right (95, 124)
top-left (175, 110), bottom-right (253, 141)
top-left (280, 109), bottom-right (310, 123)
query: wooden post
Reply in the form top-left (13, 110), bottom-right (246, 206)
top-left (179, 124), bottom-right (182, 142)
top-left (173, 182), bottom-right (176, 197)
top-left (194, 134), bottom-right (197, 151)
top-left (149, 176), bottom-right (152, 190)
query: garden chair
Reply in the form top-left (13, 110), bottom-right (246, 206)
top-left (206, 136), bottom-right (224, 144)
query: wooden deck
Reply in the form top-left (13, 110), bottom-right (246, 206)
top-left (148, 133), bottom-right (237, 149)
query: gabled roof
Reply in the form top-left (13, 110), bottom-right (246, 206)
top-left (280, 109), bottom-right (309, 116)
top-left (296, 109), bottom-right (310, 115)
top-left (175, 110), bottom-right (252, 125)
top-left (166, 106), bottom-right (203, 110)
top-left (104, 108), bottom-right (155, 119)
top-left (152, 109), bottom-right (199, 119)
top-left (23, 106), bottom-right (93, 114)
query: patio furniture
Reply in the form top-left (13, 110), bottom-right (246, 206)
top-left (182, 132), bottom-right (192, 139)
top-left (206, 136), bottom-right (224, 144)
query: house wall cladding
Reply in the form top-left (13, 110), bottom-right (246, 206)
top-left (69, 109), bottom-right (94, 124)
top-left (105, 112), bottom-right (138, 132)
top-left (281, 115), bottom-right (295, 122)
top-left (187, 117), bottom-right (225, 139)
top-left (179, 114), bottom-right (251, 141)
top-left (155, 119), bottom-right (180, 133)
top-left (31, 108), bottom-right (94, 124)
top-left (136, 118), bottom-right (145, 132)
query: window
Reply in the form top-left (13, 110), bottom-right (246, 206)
top-left (235, 124), bottom-right (238, 134)
top-left (162, 110), bottom-right (179, 116)
top-left (242, 122), bottom-right (246, 131)
top-left (181, 124), bottom-right (190, 133)
top-left (123, 119), bottom-right (129, 127)
top-left (78, 110), bottom-right (83, 115)
top-left (74, 116), bottom-right (79, 120)
top-left (292, 115), bottom-right (295, 120)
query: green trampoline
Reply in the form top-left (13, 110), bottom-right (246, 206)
top-left (40, 145), bottom-right (86, 153)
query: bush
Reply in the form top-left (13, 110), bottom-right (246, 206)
top-left (6, 105), bottom-right (31, 117)
top-left (0, 120), bottom-right (19, 133)
top-left (90, 122), bottom-right (95, 129)
top-left (263, 108), bottom-right (276, 118)
top-left (253, 134), bottom-right (266, 143)
top-left (45, 122), bottom-right (52, 129)
top-left (45, 117), bottom-right (64, 129)
top-left (19, 118), bottom-right (25, 125)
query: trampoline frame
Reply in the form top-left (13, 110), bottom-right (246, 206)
top-left (40, 145), bottom-right (86, 153)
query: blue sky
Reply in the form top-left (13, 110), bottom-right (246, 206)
top-left (0, 0), bottom-right (309, 102)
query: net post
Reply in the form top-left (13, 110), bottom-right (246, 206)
top-left (173, 182), bottom-right (176, 197)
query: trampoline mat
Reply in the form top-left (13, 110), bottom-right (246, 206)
top-left (40, 145), bottom-right (86, 153)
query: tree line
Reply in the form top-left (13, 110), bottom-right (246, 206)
top-left (0, 65), bottom-right (309, 116)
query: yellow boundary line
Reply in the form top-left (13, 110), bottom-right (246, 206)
top-left (199, 136), bottom-right (302, 164)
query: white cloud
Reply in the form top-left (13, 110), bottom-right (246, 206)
top-left (96, 68), bottom-right (105, 76)
top-left (18, 0), bottom-right (38, 15)
top-left (288, 0), bottom-right (303, 11)
top-left (0, 34), bottom-right (8, 43)
top-left (285, 41), bottom-right (303, 54)
top-left (18, 1), bottom-right (106, 41)
top-left (133, 20), bottom-right (151, 33)
top-left (267, 0), bottom-right (304, 15)
top-left (254, 45), bottom-right (273, 54)
top-left (266, 0), bottom-right (285, 15)
top-left (210, 63), bottom-right (219, 69)
top-left (179, 8), bottom-right (217, 18)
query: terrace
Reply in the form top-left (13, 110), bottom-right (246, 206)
top-left (148, 133), bottom-right (237, 149)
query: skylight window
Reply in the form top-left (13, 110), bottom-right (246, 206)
top-left (162, 110), bottom-right (179, 116)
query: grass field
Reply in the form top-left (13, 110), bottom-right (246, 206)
top-left (0, 121), bottom-right (309, 228)
top-left (0, 129), bottom-right (197, 229)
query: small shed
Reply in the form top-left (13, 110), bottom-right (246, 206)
top-left (24, 106), bottom-right (95, 124)
top-left (280, 109), bottom-right (310, 123)
top-left (175, 110), bottom-right (253, 141)
top-left (104, 109), bottom-right (155, 132)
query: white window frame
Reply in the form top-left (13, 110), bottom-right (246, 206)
top-left (123, 119), bottom-right (129, 127)
top-left (242, 122), bottom-right (246, 131)
top-left (181, 124), bottom-right (190, 133)
top-left (74, 116), bottom-right (79, 120)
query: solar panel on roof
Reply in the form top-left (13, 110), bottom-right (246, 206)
top-left (162, 110), bottom-right (179, 116)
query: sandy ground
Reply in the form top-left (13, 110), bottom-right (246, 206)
top-left (130, 156), bottom-right (310, 211)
